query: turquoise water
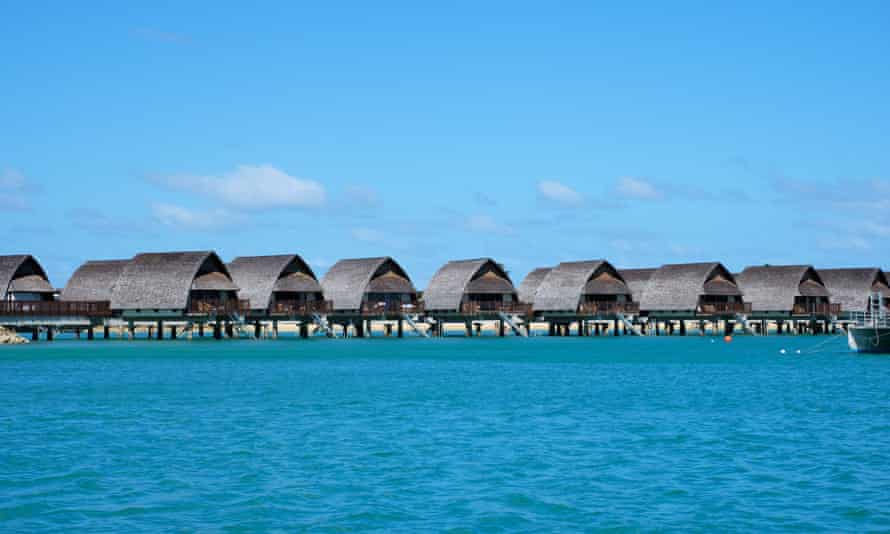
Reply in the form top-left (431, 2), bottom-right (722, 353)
top-left (1, 336), bottom-right (889, 532)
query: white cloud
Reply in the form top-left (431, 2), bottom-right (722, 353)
top-left (616, 177), bottom-right (664, 200)
top-left (351, 227), bottom-right (385, 243)
top-left (0, 168), bottom-right (32, 210)
top-left (537, 180), bottom-right (583, 207)
top-left (152, 203), bottom-right (241, 231)
top-left (817, 235), bottom-right (871, 251)
top-left (464, 214), bottom-right (511, 234)
top-left (153, 165), bottom-right (326, 209)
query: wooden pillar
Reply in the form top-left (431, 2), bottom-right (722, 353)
top-left (213, 321), bottom-right (222, 340)
top-left (46, 328), bottom-right (54, 341)
top-left (156, 321), bottom-right (163, 340)
top-left (225, 322), bottom-right (234, 338)
top-left (724, 320), bottom-right (734, 336)
top-left (655, 321), bottom-right (660, 336)
top-left (299, 322), bottom-right (308, 338)
top-left (595, 323), bottom-right (601, 336)
top-left (273, 320), bottom-right (279, 339)
top-left (253, 320), bottom-right (261, 339)
top-left (613, 319), bottom-right (620, 337)
top-left (103, 326), bottom-right (110, 339)
top-left (198, 323), bottom-right (205, 337)
top-left (87, 327), bottom-right (94, 340)
top-left (398, 319), bottom-right (404, 338)
top-left (32, 329), bottom-right (39, 341)
top-left (498, 320), bottom-right (505, 337)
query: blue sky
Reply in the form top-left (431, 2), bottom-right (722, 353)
top-left (2, 1), bottom-right (889, 287)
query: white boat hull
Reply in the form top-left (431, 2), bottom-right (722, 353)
top-left (848, 327), bottom-right (890, 353)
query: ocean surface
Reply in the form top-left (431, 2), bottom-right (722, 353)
top-left (1, 336), bottom-right (889, 532)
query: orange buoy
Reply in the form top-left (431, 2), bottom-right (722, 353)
top-left (723, 335), bottom-right (733, 343)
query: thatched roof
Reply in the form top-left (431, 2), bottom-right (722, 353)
top-left (619, 268), bottom-right (656, 303)
top-left (819, 268), bottom-right (889, 313)
top-left (321, 257), bottom-right (415, 311)
top-left (0, 255), bottom-right (53, 299)
top-left (533, 260), bottom-right (629, 312)
top-left (228, 254), bottom-right (321, 311)
top-left (517, 267), bottom-right (551, 304)
top-left (736, 265), bottom-right (829, 312)
top-left (110, 251), bottom-right (237, 310)
top-left (423, 258), bottom-right (517, 311)
top-left (641, 262), bottom-right (742, 311)
top-left (60, 259), bottom-right (129, 302)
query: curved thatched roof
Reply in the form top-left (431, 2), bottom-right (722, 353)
top-left (422, 258), bottom-right (516, 312)
top-left (819, 268), bottom-right (889, 313)
top-left (641, 262), bottom-right (742, 311)
top-left (736, 265), bottom-right (829, 312)
top-left (0, 255), bottom-right (53, 299)
top-left (228, 254), bottom-right (321, 311)
top-left (533, 260), bottom-right (629, 312)
top-left (110, 251), bottom-right (237, 310)
top-left (517, 267), bottom-right (551, 304)
top-left (619, 268), bottom-right (656, 303)
top-left (60, 259), bottom-right (129, 302)
top-left (321, 257), bottom-right (415, 311)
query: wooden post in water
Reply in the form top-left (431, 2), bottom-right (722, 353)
top-left (47, 328), bottom-right (54, 342)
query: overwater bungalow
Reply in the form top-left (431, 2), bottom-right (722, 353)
top-left (109, 251), bottom-right (242, 321)
top-left (228, 254), bottom-right (327, 317)
top-left (0, 255), bottom-right (55, 302)
top-left (423, 258), bottom-right (523, 315)
top-left (641, 262), bottom-right (748, 318)
top-left (517, 267), bottom-right (552, 306)
top-left (819, 268), bottom-right (890, 317)
top-left (321, 257), bottom-right (418, 316)
top-left (618, 268), bottom-right (657, 309)
top-left (533, 260), bottom-right (636, 316)
top-left (736, 265), bottom-right (837, 319)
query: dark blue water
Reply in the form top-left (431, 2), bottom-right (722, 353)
top-left (1, 336), bottom-right (889, 532)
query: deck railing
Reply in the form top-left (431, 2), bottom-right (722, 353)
top-left (460, 302), bottom-right (533, 315)
top-left (271, 300), bottom-right (333, 315)
top-left (188, 299), bottom-right (251, 315)
top-left (0, 300), bottom-right (111, 317)
top-left (792, 303), bottom-right (842, 316)
top-left (577, 301), bottom-right (641, 315)
top-left (697, 302), bottom-right (752, 315)
top-left (361, 301), bottom-right (425, 315)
